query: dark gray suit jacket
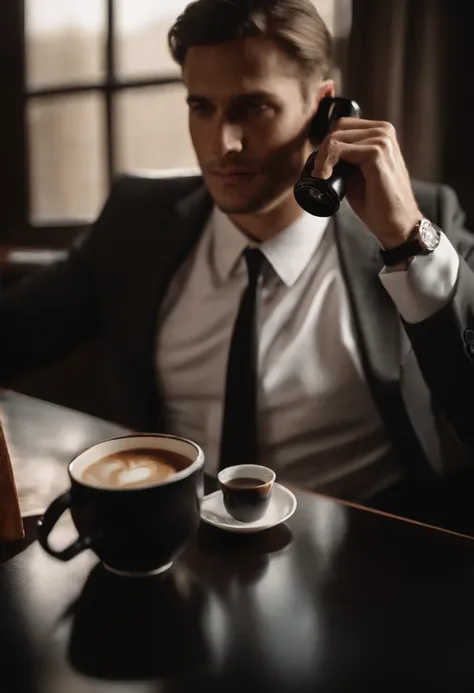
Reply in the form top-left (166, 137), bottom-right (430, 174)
top-left (2, 173), bottom-right (474, 484)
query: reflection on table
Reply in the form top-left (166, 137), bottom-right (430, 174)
top-left (0, 389), bottom-right (127, 517)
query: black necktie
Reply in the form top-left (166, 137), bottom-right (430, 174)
top-left (219, 248), bottom-right (264, 470)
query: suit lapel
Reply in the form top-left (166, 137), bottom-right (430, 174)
top-left (126, 182), bottom-right (212, 430)
top-left (334, 201), bottom-right (435, 480)
top-left (142, 181), bottom-right (212, 348)
top-left (334, 200), bottom-right (402, 389)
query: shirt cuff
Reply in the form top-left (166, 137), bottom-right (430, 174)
top-left (378, 231), bottom-right (460, 324)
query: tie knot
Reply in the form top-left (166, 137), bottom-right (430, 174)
top-left (243, 247), bottom-right (264, 284)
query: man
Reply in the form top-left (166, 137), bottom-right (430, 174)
top-left (2, 0), bottom-right (474, 524)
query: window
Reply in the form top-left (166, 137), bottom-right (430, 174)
top-left (25, 0), bottom-right (196, 224)
top-left (0, 0), bottom-right (351, 243)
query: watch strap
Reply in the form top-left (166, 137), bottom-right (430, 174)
top-left (380, 237), bottom-right (423, 266)
top-left (379, 219), bottom-right (439, 267)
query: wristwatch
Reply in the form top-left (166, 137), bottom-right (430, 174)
top-left (380, 218), bottom-right (441, 267)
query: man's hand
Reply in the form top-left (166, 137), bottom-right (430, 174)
top-left (311, 118), bottom-right (422, 249)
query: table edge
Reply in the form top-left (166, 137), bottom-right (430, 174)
top-left (286, 485), bottom-right (474, 542)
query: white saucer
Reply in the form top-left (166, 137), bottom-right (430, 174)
top-left (200, 482), bottom-right (297, 534)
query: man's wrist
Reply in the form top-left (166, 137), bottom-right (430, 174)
top-left (376, 213), bottom-right (423, 250)
top-left (380, 218), bottom-right (441, 268)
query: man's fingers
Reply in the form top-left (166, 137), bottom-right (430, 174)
top-left (311, 138), bottom-right (392, 179)
top-left (329, 117), bottom-right (395, 134)
top-left (311, 118), bottom-right (399, 178)
top-left (312, 137), bottom-right (342, 180)
top-left (327, 127), bottom-right (391, 144)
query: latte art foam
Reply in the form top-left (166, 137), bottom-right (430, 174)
top-left (80, 449), bottom-right (185, 489)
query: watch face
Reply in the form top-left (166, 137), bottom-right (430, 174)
top-left (420, 220), bottom-right (441, 251)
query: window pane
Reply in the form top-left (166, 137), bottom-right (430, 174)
top-left (115, 85), bottom-right (198, 173)
top-left (28, 94), bottom-right (107, 221)
top-left (26, 0), bottom-right (106, 89)
top-left (115, 0), bottom-right (189, 79)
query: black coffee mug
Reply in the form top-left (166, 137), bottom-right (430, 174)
top-left (37, 434), bottom-right (204, 576)
top-left (218, 464), bottom-right (275, 523)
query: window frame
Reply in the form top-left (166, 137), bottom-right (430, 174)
top-left (1, 0), bottom-right (184, 246)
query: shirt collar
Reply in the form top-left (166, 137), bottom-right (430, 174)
top-left (211, 207), bottom-right (249, 283)
top-left (211, 206), bottom-right (329, 287)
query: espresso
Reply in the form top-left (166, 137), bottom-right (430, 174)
top-left (226, 477), bottom-right (266, 488)
top-left (80, 448), bottom-right (190, 489)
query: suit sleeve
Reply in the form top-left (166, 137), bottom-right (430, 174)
top-left (402, 185), bottom-right (474, 451)
top-left (0, 181), bottom-right (135, 385)
top-left (379, 231), bottom-right (459, 323)
top-left (0, 176), bottom-right (138, 384)
top-left (0, 231), bottom-right (100, 383)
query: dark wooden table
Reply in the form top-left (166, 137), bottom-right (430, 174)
top-left (2, 391), bottom-right (474, 692)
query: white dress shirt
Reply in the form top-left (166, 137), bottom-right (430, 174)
top-left (156, 206), bottom-right (459, 500)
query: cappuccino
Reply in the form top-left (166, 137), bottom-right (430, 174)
top-left (80, 448), bottom-right (190, 489)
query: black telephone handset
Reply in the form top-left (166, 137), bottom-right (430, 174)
top-left (294, 96), bottom-right (361, 217)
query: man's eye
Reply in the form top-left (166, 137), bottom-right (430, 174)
top-left (232, 103), bottom-right (270, 120)
top-left (246, 103), bottom-right (269, 113)
top-left (190, 103), bottom-right (213, 117)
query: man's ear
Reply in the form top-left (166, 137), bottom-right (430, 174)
top-left (314, 80), bottom-right (336, 111)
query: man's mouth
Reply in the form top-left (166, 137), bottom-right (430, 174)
top-left (209, 169), bottom-right (256, 181)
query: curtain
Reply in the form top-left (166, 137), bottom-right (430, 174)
top-left (345, 0), bottom-right (474, 228)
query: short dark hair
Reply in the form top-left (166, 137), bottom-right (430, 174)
top-left (168, 0), bottom-right (334, 83)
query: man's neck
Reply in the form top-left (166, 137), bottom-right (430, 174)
top-left (228, 195), bottom-right (304, 244)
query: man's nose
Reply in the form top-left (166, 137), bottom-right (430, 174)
top-left (216, 122), bottom-right (244, 156)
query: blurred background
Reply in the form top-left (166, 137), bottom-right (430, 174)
top-left (0, 0), bottom-right (472, 249)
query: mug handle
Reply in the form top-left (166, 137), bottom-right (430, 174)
top-left (37, 491), bottom-right (93, 561)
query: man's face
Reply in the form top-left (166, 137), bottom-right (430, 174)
top-left (183, 37), bottom-right (317, 215)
